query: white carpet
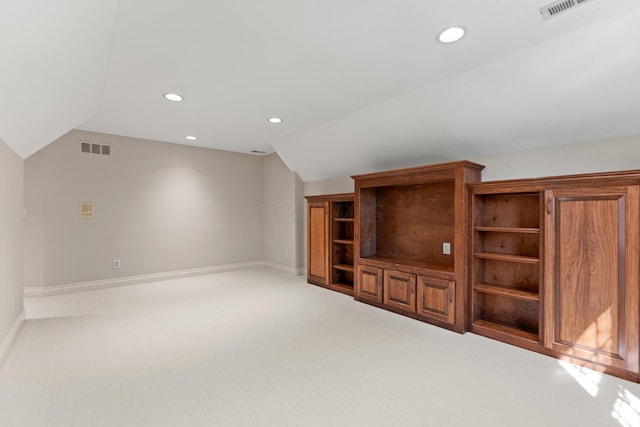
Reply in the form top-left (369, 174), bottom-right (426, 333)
top-left (1, 268), bottom-right (639, 426)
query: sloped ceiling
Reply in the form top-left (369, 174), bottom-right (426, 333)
top-left (1, 1), bottom-right (639, 181)
top-left (0, 0), bottom-right (119, 158)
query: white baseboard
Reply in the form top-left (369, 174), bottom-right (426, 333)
top-left (0, 309), bottom-right (26, 368)
top-left (262, 262), bottom-right (305, 276)
top-left (24, 261), bottom-right (266, 297)
top-left (24, 261), bottom-right (304, 298)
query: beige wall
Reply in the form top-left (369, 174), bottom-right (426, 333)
top-left (304, 176), bottom-right (354, 197)
top-left (470, 135), bottom-right (640, 181)
top-left (23, 130), bottom-right (264, 287)
top-left (262, 153), bottom-right (304, 272)
top-left (0, 138), bottom-right (24, 342)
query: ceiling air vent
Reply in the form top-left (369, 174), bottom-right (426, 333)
top-left (80, 141), bottom-right (112, 157)
top-left (540, 0), bottom-right (593, 20)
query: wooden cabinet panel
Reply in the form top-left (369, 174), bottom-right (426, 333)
top-left (417, 275), bottom-right (455, 325)
top-left (383, 270), bottom-right (416, 313)
top-left (356, 265), bottom-right (383, 304)
top-left (307, 201), bottom-right (329, 286)
top-left (545, 186), bottom-right (640, 372)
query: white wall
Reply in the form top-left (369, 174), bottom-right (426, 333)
top-left (0, 138), bottom-right (24, 346)
top-left (23, 130), bottom-right (264, 287)
top-left (262, 153), bottom-right (304, 273)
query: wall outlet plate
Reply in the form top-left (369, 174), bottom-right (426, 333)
top-left (443, 242), bottom-right (451, 255)
top-left (113, 259), bottom-right (121, 269)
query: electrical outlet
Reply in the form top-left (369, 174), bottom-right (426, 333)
top-left (284, 250), bottom-right (289, 258)
top-left (442, 242), bottom-right (451, 255)
top-left (113, 259), bottom-right (121, 269)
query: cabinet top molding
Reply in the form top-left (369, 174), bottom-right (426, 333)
top-left (305, 192), bottom-right (354, 202)
top-left (469, 168), bottom-right (640, 191)
top-left (351, 160), bottom-right (485, 182)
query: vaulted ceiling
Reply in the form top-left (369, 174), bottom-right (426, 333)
top-left (2, 0), bottom-right (639, 181)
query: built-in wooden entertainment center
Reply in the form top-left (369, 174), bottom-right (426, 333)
top-left (306, 160), bottom-right (640, 382)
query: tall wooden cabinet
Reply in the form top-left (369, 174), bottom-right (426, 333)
top-left (545, 185), bottom-right (639, 376)
top-left (306, 193), bottom-right (355, 296)
top-left (353, 161), bottom-right (484, 332)
top-left (470, 171), bottom-right (640, 381)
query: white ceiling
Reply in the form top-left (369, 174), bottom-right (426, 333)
top-left (2, 0), bottom-right (640, 181)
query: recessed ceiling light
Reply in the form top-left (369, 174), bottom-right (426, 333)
top-left (268, 117), bottom-right (283, 124)
top-left (185, 135), bottom-right (197, 141)
top-left (437, 26), bottom-right (466, 44)
top-left (164, 93), bottom-right (183, 102)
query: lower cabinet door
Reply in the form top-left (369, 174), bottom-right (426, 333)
top-left (417, 275), bottom-right (455, 324)
top-left (383, 270), bottom-right (416, 313)
top-left (356, 265), bottom-right (383, 304)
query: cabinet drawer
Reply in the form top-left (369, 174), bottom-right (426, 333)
top-left (383, 270), bottom-right (416, 313)
top-left (417, 275), bottom-right (455, 324)
top-left (356, 265), bottom-right (383, 304)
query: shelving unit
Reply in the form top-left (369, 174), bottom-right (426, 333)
top-left (353, 161), bottom-right (484, 332)
top-left (470, 192), bottom-right (542, 347)
top-left (305, 193), bottom-right (355, 296)
top-left (330, 198), bottom-right (355, 294)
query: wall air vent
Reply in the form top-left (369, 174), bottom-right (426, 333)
top-left (80, 141), bottom-right (112, 156)
top-left (540, 0), bottom-right (593, 20)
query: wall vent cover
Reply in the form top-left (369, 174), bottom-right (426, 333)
top-left (540, 0), bottom-right (593, 20)
top-left (80, 141), bottom-right (112, 156)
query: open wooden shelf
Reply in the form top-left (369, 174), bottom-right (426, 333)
top-left (333, 239), bottom-right (354, 245)
top-left (330, 282), bottom-right (355, 296)
top-left (334, 217), bottom-right (355, 222)
top-left (333, 264), bottom-right (355, 272)
top-left (474, 319), bottom-right (539, 343)
top-left (360, 256), bottom-right (455, 274)
top-left (475, 226), bottom-right (540, 234)
top-left (474, 283), bottom-right (539, 302)
top-left (474, 252), bottom-right (539, 264)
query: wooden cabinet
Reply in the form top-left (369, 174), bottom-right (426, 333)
top-left (307, 200), bottom-right (330, 287)
top-left (470, 170), bottom-right (640, 382)
top-left (306, 194), bottom-right (355, 296)
top-left (356, 264), bottom-right (383, 304)
top-left (544, 185), bottom-right (640, 375)
top-left (354, 161), bottom-right (484, 332)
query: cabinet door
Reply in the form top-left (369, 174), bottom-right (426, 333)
top-left (544, 186), bottom-right (639, 372)
top-left (383, 270), bottom-right (416, 313)
top-left (417, 275), bottom-right (455, 325)
top-left (307, 201), bottom-right (330, 286)
top-left (356, 265), bottom-right (383, 304)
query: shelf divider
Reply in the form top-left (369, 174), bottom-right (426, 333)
top-left (474, 283), bottom-right (539, 301)
top-left (474, 252), bottom-right (539, 264)
top-left (474, 226), bottom-right (540, 234)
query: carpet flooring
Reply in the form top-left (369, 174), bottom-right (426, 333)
top-left (1, 268), bottom-right (639, 426)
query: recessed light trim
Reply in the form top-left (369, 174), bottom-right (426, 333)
top-left (437, 26), bottom-right (466, 44)
top-left (268, 117), bottom-right (283, 124)
top-left (164, 93), bottom-right (183, 102)
top-left (185, 135), bottom-right (198, 141)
